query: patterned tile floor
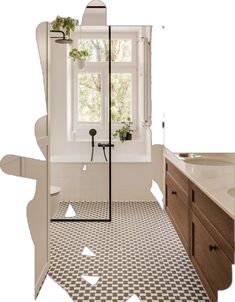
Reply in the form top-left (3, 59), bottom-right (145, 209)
top-left (53, 201), bottom-right (109, 220)
top-left (49, 201), bottom-right (210, 302)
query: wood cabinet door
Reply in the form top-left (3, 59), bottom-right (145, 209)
top-left (192, 214), bottom-right (232, 295)
top-left (166, 179), bottom-right (190, 252)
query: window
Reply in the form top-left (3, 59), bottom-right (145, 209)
top-left (72, 31), bottom-right (138, 138)
top-left (78, 73), bottom-right (102, 122)
top-left (111, 73), bottom-right (132, 122)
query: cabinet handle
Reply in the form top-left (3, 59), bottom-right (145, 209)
top-left (171, 191), bottom-right (177, 195)
top-left (209, 245), bottom-right (218, 251)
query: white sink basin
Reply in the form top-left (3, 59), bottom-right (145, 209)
top-left (184, 157), bottom-right (234, 166)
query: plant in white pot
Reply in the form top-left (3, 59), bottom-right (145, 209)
top-left (69, 48), bottom-right (90, 69)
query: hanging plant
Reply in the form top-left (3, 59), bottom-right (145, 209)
top-left (69, 48), bottom-right (90, 69)
top-left (69, 48), bottom-right (90, 61)
top-left (51, 16), bottom-right (78, 38)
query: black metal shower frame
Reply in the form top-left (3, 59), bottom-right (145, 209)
top-left (51, 26), bottom-right (112, 223)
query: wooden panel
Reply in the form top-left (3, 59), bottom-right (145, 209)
top-left (192, 204), bottom-right (234, 263)
top-left (190, 182), bottom-right (234, 252)
top-left (166, 179), bottom-right (190, 253)
top-left (166, 174), bottom-right (188, 205)
top-left (192, 213), bottom-right (232, 300)
top-left (191, 256), bottom-right (217, 302)
top-left (165, 160), bottom-right (188, 197)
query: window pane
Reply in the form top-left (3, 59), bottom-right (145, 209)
top-left (79, 39), bottom-right (108, 62)
top-left (111, 39), bottom-right (132, 62)
top-left (111, 73), bottom-right (132, 122)
top-left (79, 39), bottom-right (132, 62)
top-left (78, 73), bottom-right (102, 122)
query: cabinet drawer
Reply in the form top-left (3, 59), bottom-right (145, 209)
top-left (190, 183), bottom-right (234, 252)
top-left (166, 174), bottom-right (188, 204)
top-left (166, 179), bottom-right (190, 252)
top-left (192, 213), bottom-right (232, 296)
top-left (166, 160), bottom-right (188, 197)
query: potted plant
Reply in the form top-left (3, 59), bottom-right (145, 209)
top-left (69, 48), bottom-right (90, 69)
top-left (51, 16), bottom-right (78, 39)
top-left (113, 118), bottom-right (134, 142)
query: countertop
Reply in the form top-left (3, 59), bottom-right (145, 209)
top-left (164, 148), bottom-right (235, 220)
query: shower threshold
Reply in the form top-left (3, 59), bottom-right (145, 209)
top-left (51, 200), bottom-right (111, 222)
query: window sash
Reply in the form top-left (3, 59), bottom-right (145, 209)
top-left (74, 69), bottom-right (137, 127)
top-left (73, 31), bottom-right (137, 66)
top-left (72, 32), bottom-right (138, 137)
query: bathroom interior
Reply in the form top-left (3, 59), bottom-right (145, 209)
top-left (0, 1), bottom-right (235, 302)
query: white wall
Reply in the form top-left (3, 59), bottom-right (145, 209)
top-left (0, 1), bottom-right (234, 302)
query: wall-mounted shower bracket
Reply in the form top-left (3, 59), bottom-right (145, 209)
top-left (50, 30), bottom-right (73, 44)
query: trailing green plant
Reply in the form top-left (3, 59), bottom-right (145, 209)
top-left (69, 48), bottom-right (90, 61)
top-left (51, 16), bottom-right (78, 38)
top-left (113, 118), bottom-right (133, 142)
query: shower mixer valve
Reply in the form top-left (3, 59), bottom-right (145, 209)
top-left (98, 143), bottom-right (114, 162)
top-left (89, 128), bottom-right (114, 162)
top-left (89, 129), bottom-right (114, 162)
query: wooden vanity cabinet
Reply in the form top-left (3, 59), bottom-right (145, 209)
top-left (165, 160), bottom-right (190, 254)
top-left (165, 159), bottom-right (234, 302)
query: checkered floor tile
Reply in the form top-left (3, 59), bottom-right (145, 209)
top-left (53, 201), bottom-right (109, 220)
top-left (49, 201), bottom-right (210, 302)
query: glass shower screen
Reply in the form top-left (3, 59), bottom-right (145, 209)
top-left (49, 25), bottom-right (112, 221)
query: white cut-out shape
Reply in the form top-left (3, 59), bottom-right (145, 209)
top-left (37, 276), bottom-right (72, 301)
top-left (151, 180), bottom-right (164, 209)
top-left (82, 246), bottom-right (96, 257)
top-left (81, 275), bottom-right (100, 286)
top-left (218, 265), bottom-right (235, 301)
top-left (126, 294), bottom-right (141, 302)
top-left (65, 204), bottom-right (76, 218)
top-left (82, 164), bottom-right (87, 171)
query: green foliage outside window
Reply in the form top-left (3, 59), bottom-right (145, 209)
top-left (77, 38), bottom-right (133, 123)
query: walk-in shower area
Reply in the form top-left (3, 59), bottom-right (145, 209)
top-left (50, 25), bottom-right (152, 222)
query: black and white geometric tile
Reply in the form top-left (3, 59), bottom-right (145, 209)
top-left (49, 201), bottom-right (210, 302)
top-left (53, 200), bottom-right (109, 220)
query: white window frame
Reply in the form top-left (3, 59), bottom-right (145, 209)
top-left (72, 30), bottom-right (138, 140)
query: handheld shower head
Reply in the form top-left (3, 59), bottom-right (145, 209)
top-left (89, 129), bottom-right (97, 149)
top-left (89, 129), bottom-right (97, 137)
top-left (89, 129), bottom-right (97, 162)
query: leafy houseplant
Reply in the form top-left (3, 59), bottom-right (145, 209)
top-left (51, 16), bottom-right (78, 38)
top-left (69, 48), bottom-right (90, 61)
top-left (113, 118), bottom-right (134, 142)
top-left (69, 48), bottom-right (90, 69)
